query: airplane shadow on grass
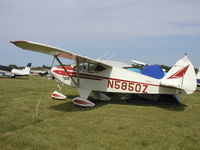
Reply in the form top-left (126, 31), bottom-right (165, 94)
top-left (50, 94), bottom-right (186, 112)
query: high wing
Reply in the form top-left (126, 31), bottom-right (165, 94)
top-left (10, 41), bottom-right (112, 68)
top-left (0, 70), bottom-right (12, 75)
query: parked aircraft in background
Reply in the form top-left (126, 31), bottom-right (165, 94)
top-left (0, 63), bottom-right (32, 78)
top-left (11, 41), bottom-right (197, 107)
top-left (197, 69), bottom-right (200, 86)
top-left (31, 70), bottom-right (49, 76)
top-left (131, 59), bottom-right (167, 72)
top-left (131, 60), bottom-right (149, 66)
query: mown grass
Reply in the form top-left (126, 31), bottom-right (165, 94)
top-left (0, 76), bottom-right (200, 150)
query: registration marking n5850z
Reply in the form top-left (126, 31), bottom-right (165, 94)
top-left (107, 79), bottom-right (148, 93)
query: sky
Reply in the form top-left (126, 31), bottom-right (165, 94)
top-left (0, 0), bottom-right (200, 68)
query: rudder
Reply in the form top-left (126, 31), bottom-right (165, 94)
top-left (24, 63), bottom-right (32, 74)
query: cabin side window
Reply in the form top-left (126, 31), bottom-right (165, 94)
top-left (74, 62), bottom-right (105, 73)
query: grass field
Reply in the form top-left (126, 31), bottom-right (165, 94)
top-left (0, 76), bottom-right (200, 150)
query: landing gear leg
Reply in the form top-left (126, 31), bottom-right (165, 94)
top-left (57, 83), bottom-right (61, 92)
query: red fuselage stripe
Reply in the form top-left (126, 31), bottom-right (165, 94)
top-left (53, 69), bottom-right (161, 87)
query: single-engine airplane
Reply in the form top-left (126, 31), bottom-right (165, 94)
top-left (197, 69), bottom-right (200, 86)
top-left (0, 63), bottom-right (32, 78)
top-left (10, 41), bottom-right (197, 107)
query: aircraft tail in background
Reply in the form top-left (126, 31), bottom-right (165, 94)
top-left (197, 69), bottom-right (200, 86)
top-left (160, 55), bottom-right (197, 94)
top-left (24, 63), bottom-right (32, 74)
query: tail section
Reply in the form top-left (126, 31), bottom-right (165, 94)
top-left (197, 69), bottom-right (200, 86)
top-left (24, 63), bottom-right (32, 74)
top-left (160, 55), bottom-right (197, 94)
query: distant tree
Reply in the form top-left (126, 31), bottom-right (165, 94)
top-left (194, 68), bottom-right (199, 74)
top-left (0, 65), bottom-right (11, 71)
top-left (42, 65), bottom-right (51, 69)
top-left (9, 64), bottom-right (18, 69)
top-left (132, 64), bottom-right (143, 69)
top-left (160, 65), bottom-right (171, 72)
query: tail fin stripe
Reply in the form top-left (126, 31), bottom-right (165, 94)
top-left (167, 65), bottom-right (189, 79)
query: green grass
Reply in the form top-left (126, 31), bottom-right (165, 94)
top-left (0, 76), bottom-right (200, 150)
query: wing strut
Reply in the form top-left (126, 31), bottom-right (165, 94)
top-left (76, 58), bottom-right (80, 85)
top-left (54, 56), bottom-right (79, 87)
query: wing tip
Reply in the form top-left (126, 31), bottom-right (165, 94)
top-left (10, 41), bottom-right (28, 45)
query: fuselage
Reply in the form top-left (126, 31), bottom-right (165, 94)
top-left (11, 69), bottom-right (29, 76)
top-left (51, 66), bottom-right (178, 95)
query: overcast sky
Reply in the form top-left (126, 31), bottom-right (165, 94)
top-left (1, 0), bottom-right (200, 68)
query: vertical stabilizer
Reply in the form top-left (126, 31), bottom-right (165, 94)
top-left (24, 63), bottom-right (32, 74)
top-left (197, 69), bottom-right (200, 86)
top-left (160, 56), bottom-right (197, 94)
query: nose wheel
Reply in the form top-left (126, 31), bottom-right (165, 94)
top-left (51, 83), bottom-right (67, 100)
top-left (51, 91), bottom-right (67, 100)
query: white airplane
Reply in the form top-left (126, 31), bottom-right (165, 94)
top-left (0, 63), bottom-right (32, 78)
top-left (197, 69), bottom-right (200, 86)
top-left (10, 41), bottom-right (197, 107)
